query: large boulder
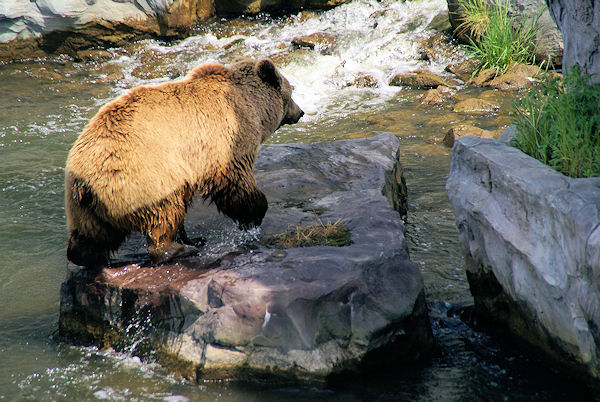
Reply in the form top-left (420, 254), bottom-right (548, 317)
top-left (510, 0), bottom-right (563, 66)
top-left (545, 0), bottom-right (600, 83)
top-left (58, 133), bottom-right (434, 383)
top-left (0, 0), bottom-right (351, 62)
top-left (0, 0), bottom-right (215, 61)
top-left (446, 137), bottom-right (600, 379)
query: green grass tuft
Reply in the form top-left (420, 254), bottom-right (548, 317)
top-left (264, 217), bottom-right (352, 248)
top-left (456, 0), bottom-right (490, 41)
top-left (458, 0), bottom-right (540, 74)
top-left (512, 66), bottom-right (600, 178)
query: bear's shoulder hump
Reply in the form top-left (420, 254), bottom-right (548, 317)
top-left (188, 63), bottom-right (229, 80)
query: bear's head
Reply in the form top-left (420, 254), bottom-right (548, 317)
top-left (255, 59), bottom-right (304, 127)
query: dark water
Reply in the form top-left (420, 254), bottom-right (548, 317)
top-left (0, 1), bottom-right (596, 400)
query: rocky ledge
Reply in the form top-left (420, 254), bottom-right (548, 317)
top-left (59, 133), bottom-right (434, 383)
top-left (0, 0), bottom-right (352, 62)
top-left (446, 137), bottom-right (600, 380)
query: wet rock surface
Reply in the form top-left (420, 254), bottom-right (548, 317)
top-left (446, 137), bottom-right (600, 380)
top-left (443, 124), bottom-right (498, 147)
top-left (59, 133), bottom-right (433, 383)
top-left (291, 32), bottom-right (336, 54)
top-left (445, 58), bottom-right (479, 81)
top-left (420, 85), bottom-right (455, 105)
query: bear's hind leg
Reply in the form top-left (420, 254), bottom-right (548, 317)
top-left (67, 230), bottom-right (110, 267)
top-left (67, 223), bottom-right (127, 267)
top-left (142, 196), bottom-right (199, 265)
top-left (66, 195), bottom-right (127, 267)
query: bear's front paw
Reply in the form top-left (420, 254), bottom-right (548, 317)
top-left (237, 216), bottom-right (263, 230)
top-left (216, 188), bottom-right (268, 229)
top-left (236, 193), bottom-right (268, 230)
top-left (148, 242), bottom-right (199, 265)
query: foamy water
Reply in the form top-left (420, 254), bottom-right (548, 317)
top-left (105, 0), bottom-right (456, 122)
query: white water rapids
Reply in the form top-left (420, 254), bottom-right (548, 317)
top-left (108, 0), bottom-right (456, 122)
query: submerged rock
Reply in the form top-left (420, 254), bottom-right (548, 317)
top-left (58, 133), bottom-right (433, 383)
top-left (453, 98), bottom-right (500, 114)
top-left (418, 32), bottom-right (461, 64)
top-left (347, 74), bottom-right (379, 88)
top-left (443, 124), bottom-right (498, 147)
top-left (446, 137), bottom-right (600, 380)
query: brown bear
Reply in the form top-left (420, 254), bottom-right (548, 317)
top-left (65, 58), bottom-right (303, 266)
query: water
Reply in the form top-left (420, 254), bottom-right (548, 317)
top-left (0, 0), bottom-right (595, 399)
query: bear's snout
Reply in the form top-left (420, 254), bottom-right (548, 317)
top-left (282, 100), bottom-right (304, 125)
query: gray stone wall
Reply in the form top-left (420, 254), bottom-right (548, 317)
top-left (447, 137), bottom-right (600, 379)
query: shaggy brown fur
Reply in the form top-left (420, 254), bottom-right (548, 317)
top-left (65, 59), bottom-right (303, 266)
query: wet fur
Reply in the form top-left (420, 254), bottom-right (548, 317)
top-left (65, 59), bottom-right (300, 266)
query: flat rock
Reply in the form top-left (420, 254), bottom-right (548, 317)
top-left (389, 69), bottom-right (459, 89)
top-left (58, 133), bottom-right (434, 383)
top-left (453, 98), bottom-right (499, 114)
top-left (446, 137), bottom-right (600, 380)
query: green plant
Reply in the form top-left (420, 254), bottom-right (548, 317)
top-left (458, 0), bottom-right (540, 74)
top-left (456, 0), bottom-right (490, 41)
top-left (513, 66), bottom-right (600, 178)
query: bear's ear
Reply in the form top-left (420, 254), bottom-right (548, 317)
top-left (256, 59), bottom-right (281, 90)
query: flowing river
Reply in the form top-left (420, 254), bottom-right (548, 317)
top-left (0, 0), bottom-right (595, 399)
